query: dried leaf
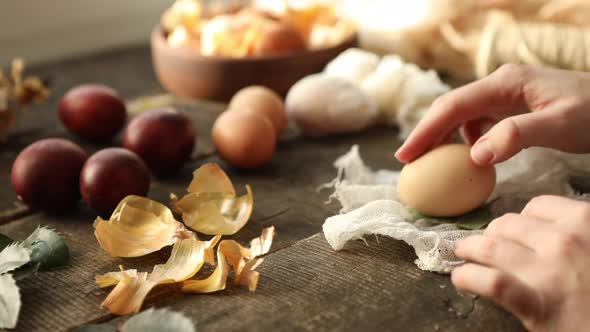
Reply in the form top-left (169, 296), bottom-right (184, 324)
top-left (0, 273), bottom-right (21, 329)
top-left (172, 164), bottom-right (254, 235)
top-left (97, 236), bottom-right (220, 315)
top-left (94, 196), bottom-right (194, 258)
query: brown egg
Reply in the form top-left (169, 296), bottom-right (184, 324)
top-left (212, 110), bottom-right (276, 169)
top-left (229, 86), bottom-right (286, 135)
top-left (397, 144), bottom-right (496, 217)
top-left (255, 21), bottom-right (306, 56)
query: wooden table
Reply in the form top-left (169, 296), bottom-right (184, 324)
top-left (0, 46), bottom-right (525, 332)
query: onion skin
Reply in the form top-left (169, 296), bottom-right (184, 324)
top-left (11, 138), bottom-right (88, 213)
top-left (123, 108), bottom-right (196, 177)
top-left (80, 148), bottom-right (151, 218)
top-left (59, 84), bottom-right (127, 141)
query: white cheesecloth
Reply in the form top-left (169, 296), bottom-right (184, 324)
top-left (322, 145), bottom-right (590, 273)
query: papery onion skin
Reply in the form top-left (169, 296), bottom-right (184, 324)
top-left (11, 138), bottom-right (88, 213)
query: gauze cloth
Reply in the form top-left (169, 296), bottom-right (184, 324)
top-left (322, 145), bottom-right (590, 273)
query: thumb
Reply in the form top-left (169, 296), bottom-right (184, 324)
top-left (470, 112), bottom-right (555, 165)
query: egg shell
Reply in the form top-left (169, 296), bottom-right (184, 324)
top-left (229, 86), bottom-right (286, 135)
top-left (212, 110), bottom-right (276, 169)
top-left (397, 144), bottom-right (496, 217)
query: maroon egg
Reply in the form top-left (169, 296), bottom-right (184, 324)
top-left (80, 148), bottom-right (151, 218)
top-left (59, 84), bottom-right (127, 141)
top-left (11, 138), bottom-right (88, 213)
top-left (123, 108), bottom-right (196, 176)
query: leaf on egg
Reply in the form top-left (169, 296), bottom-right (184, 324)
top-left (171, 163), bottom-right (254, 235)
top-left (409, 206), bottom-right (493, 231)
top-left (94, 195), bottom-right (195, 258)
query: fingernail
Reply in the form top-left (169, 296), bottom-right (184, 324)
top-left (471, 139), bottom-right (494, 165)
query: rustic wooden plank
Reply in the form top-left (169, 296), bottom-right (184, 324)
top-left (0, 45), bottom-right (525, 332)
top-left (0, 125), bottom-right (401, 332)
top-left (101, 235), bottom-right (524, 332)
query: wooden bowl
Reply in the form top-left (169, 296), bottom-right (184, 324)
top-left (150, 26), bottom-right (358, 102)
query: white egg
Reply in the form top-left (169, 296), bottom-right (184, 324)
top-left (285, 74), bottom-right (378, 137)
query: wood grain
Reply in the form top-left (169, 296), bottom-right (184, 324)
top-left (0, 45), bottom-right (524, 332)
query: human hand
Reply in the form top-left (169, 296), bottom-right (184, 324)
top-left (395, 64), bottom-right (590, 165)
top-left (452, 195), bottom-right (590, 332)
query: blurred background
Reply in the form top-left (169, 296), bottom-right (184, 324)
top-left (0, 0), bottom-right (171, 65)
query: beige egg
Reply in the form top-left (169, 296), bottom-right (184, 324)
top-left (229, 86), bottom-right (286, 135)
top-left (212, 110), bottom-right (276, 169)
top-left (397, 144), bottom-right (496, 217)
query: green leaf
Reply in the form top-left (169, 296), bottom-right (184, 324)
top-left (76, 308), bottom-right (196, 332)
top-left (76, 324), bottom-right (115, 332)
top-left (0, 234), bottom-right (13, 251)
top-left (122, 308), bottom-right (195, 332)
top-left (21, 227), bottom-right (69, 270)
top-left (456, 207), bottom-right (493, 230)
top-left (409, 205), bottom-right (493, 231)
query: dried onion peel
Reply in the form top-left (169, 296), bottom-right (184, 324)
top-left (171, 163), bottom-right (254, 235)
top-left (182, 226), bottom-right (274, 293)
top-left (96, 227), bottom-right (275, 315)
top-left (94, 195), bottom-right (193, 258)
top-left (96, 235), bottom-right (220, 315)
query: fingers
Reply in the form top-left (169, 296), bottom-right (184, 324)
top-left (460, 118), bottom-right (494, 145)
top-left (454, 235), bottom-right (537, 274)
top-left (522, 195), bottom-right (590, 224)
top-left (451, 264), bottom-right (543, 322)
top-left (395, 65), bottom-right (527, 163)
top-left (484, 213), bottom-right (556, 250)
top-left (470, 110), bottom-right (566, 165)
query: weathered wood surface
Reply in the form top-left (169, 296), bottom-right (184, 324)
top-left (0, 46), bottom-right (524, 332)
